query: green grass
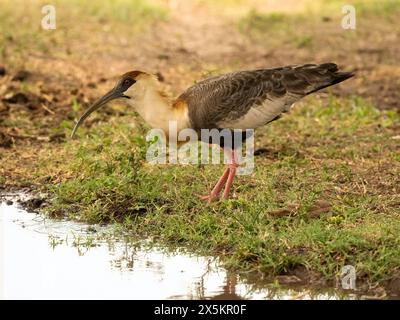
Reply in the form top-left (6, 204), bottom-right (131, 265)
top-left (356, 0), bottom-right (400, 17)
top-left (238, 10), bottom-right (305, 35)
top-left (0, 0), bottom-right (167, 63)
top-left (237, 9), bottom-right (314, 48)
top-left (238, 0), bottom-right (400, 36)
top-left (40, 95), bottom-right (400, 286)
top-left (69, 0), bottom-right (167, 23)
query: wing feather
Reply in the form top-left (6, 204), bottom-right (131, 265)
top-left (177, 64), bottom-right (354, 130)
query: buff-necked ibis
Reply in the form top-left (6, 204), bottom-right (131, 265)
top-left (72, 63), bottom-right (354, 202)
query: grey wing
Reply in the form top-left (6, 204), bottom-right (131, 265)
top-left (179, 63), bottom-right (354, 130)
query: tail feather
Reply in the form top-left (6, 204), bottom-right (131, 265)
top-left (284, 63), bottom-right (355, 96)
top-left (306, 70), bottom-right (355, 95)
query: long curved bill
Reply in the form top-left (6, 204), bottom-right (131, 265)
top-left (71, 88), bottom-right (123, 138)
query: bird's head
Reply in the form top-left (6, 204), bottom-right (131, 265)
top-left (71, 70), bottom-right (156, 138)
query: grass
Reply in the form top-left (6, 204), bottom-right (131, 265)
top-left (0, 0), bottom-right (167, 64)
top-left (356, 0), bottom-right (400, 17)
top-left (238, 0), bottom-right (400, 36)
top-left (37, 95), bottom-right (400, 286)
top-left (238, 10), bottom-right (305, 36)
top-left (68, 0), bottom-right (167, 23)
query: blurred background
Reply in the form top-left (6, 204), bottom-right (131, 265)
top-left (0, 0), bottom-right (399, 122)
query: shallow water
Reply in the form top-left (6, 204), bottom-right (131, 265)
top-left (0, 196), bottom-right (350, 300)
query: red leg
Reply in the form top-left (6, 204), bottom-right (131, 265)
top-left (199, 166), bottom-right (230, 203)
top-left (222, 149), bottom-right (238, 200)
top-left (200, 148), bottom-right (239, 203)
top-left (222, 164), bottom-right (237, 200)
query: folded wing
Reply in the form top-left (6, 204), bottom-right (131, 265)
top-left (178, 63), bottom-right (354, 130)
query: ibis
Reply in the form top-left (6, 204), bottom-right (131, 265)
top-left (72, 63), bottom-right (354, 202)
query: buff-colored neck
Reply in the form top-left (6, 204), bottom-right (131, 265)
top-left (125, 75), bottom-right (189, 134)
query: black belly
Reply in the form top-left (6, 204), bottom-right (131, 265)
top-left (199, 128), bottom-right (254, 149)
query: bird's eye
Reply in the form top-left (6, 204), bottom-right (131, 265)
top-left (121, 78), bottom-right (135, 89)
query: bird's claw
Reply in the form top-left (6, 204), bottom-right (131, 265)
top-left (198, 194), bottom-right (218, 203)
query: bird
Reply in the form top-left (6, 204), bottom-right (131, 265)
top-left (71, 63), bottom-right (354, 203)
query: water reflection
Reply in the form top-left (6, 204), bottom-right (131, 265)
top-left (0, 197), bottom-right (348, 300)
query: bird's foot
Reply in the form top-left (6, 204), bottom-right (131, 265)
top-left (199, 163), bottom-right (239, 203)
top-left (199, 166), bottom-right (230, 203)
top-left (222, 164), bottom-right (238, 200)
top-left (198, 194), bottom-right (217, 203)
